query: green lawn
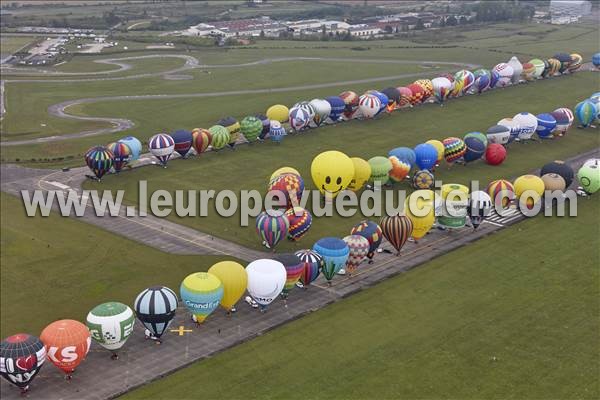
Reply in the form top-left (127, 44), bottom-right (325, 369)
top-left (79, 72), bottom-right (600, 251)
top-left (125, 194), bottom-right (600, 399)
top-left (0, 192), bottom-right (235, 338)
top-left (0, 35), bottom-right (40, 55)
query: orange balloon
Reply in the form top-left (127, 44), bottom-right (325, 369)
top-left (40, 319), bottom-right (91, 375)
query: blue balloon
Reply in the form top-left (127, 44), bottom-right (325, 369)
top-left (312, 237), bottom-right (349, 282)
top-left (388, 147), bottom-right (416, 166)
top-left (171, 129), bottom-right (193, 157)
top-left (536, 113), bottom-right (557, 138)
top-left (489, 69), bottom-right (500, 89)
top-left (118, 136), bottom-right (142, 161)
top-left (414, 143), bottom-right (438, 170)
top-left (325, 96), bottom-right (345, 122)
top-left (592, 53), bottom-right (600, 68)
top-left (369, 91), bottom-right (388, 115)
top-left (463, 137), bottom-right (486, 163)
top-left (575, 100), bottom-right (597, 128)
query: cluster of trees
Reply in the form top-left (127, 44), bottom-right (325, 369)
top-left (470, 1), bottom-right (535, 22)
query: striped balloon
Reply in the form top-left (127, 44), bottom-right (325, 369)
top-left (313, 237), bottom-right (349, 283)
top-left (289, 107), bottom-right (310, 132)
top-left (134, 286), bottom-right (178, 340)
top-left (342, 235), bottom-right (369, 274)
top-left (0, 333), bottom-right (46, 390)
top-left (350, 220), bottom-right (383, 261)
top-left (487, 179), bottom-right (515, 209)
top-left (240, 116), bottom-right (263, 142)
top-left (148, 133), bottom-right (175, 166)
top-left (575, 100), bottom-right (597, 128)
top-left (256, 211), bottom-right (289, 250)
top-left (269, 120), bottom-right (286, 142)
top-left (358, 94), bottom-right (381, 119)
top-left (106, 141), bottom-right (131, 172)
top-left (295, 249), bottom-right (322, 286)
top-left (443, 137), bottom-right (466, 163)
top-left (208, 125), bottom-right (230, 150)
top-left (275, 253), bottom-right (304, 295)
top-left (379, 215), bottom-right (413, 255)
top-left (85, 146), bottom-right (114, 180)
top-left (192, 128), bottom-right (212, 154)
top-left (285, 207), bottom-right (312, 241)
top-left (293, 101), bottom-right (316, 121)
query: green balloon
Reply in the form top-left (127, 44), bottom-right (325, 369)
top-left (464, 131), bottom-right (488, 148)
top-left (577, 164), bottom-right (600, 194)
top-left (208, 125), bottom-right (230, 150)
top-left (368, 156), bottom-right (392, 184)
top-left (240, 116), bottom-right (263, 142)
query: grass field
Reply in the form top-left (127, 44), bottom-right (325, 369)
top-left (79, 72), bottom-right (600, 251)
top-left (0, 192), bottom-right (235, 338)
top-left (0, 35), bottom-right (39, 56)
top-left (124, 195), bottom-right (600, 399)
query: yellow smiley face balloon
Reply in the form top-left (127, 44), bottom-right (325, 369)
top-left (347, 157), bottom-right (371, 192)
top-left (311, 150), bottom-right (355, 198)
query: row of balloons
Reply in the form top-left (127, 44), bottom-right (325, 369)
top-left (83, 52), bottom-right (591, 180)
top-left (5, 155), bottom-right (599, 394)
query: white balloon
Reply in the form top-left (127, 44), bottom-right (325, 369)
top-left (309, 98), bottom-right (332, 127)
top-left (357, 94), bottom-right (380, 119)
top-left (512, 112), bottom-right (538, 140)
top-left (493, 63), bottom-right (514, 87)
top-left (497, 117), bottom-right (520, 142)
top-left (507, 56), bottom-right (523, 84)
top-left (246, 259), bottom-right (286, 307)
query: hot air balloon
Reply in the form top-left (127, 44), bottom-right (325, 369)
top-left (437, 184), bottom-right (470, 229)
top-left (347, 157), bottom-right (371, 191)
top-left (546, 58), bottom-right (561, 76)
top-left (541, 160), bottom-right (574, 188)
top-left (514, 175), bottom-right (545, 210)
top-left (217, 116), bottom-right (241, 148)
top-left (269, 120), bottom-right (286, 143)
top-left (541, 173), bottom-right (566, 192)
top-left (464, 131), bottom-right (488, 147)
top-left (379, 214), bottom-right (413, 255)
top-left (325, 96), bottom-right (345, 122)
top-left (468, 191), bottom-right (492, 229)
top-left (285, 207), bottom-right (312, 241)
top-left (381, 87), bottom-right (401, 111)
top-left (486, 124), bottom-right (511, 145)
top-left (396, 86), bottom-right (412, 108)
top-left (388, 156), bottom-right (411, 183)
top-left (431, 77), bottom-right (452, 104)
top-left (358, 94), bottom-right (381, 119)
top-left (246, 259), bottom-right (286, 310)
top-left (86, 302), bottom-right (135, 359)
top-left (209, 125), bottom-right (230, 150)
top-left (577, 163), bottom-right (600, 194)
top-left (589, 93), bottom-right (600, 122)
top-left (134, 286), bottom-right (178, 341)
top-left (289, 106), bottom-right (310, 132)
top-left (366, 90), bottom-right (388, 115)
top-left (414, 79), bottom-right (433, 101)
top-left (407, 83), bottom-right (425, 105)
top-left (472, 69), bottom-right (491, 93)
top-left (293, 101), bottom-right (316, 123)
top-left (192, 128), bottom-right (212, 154)
top-left (342, 235), bottom-right (369, 275)
top-left (118, 136), bottom-right (141, 162)
top-left (426, 139), bottom-right (445, 166)
top-left (553, 52), bottom-right (572, 73)
top-left (521, 62), bottom-right (536, 81)
top-left (268, 172), bottom-right (304, 208)
top-left (485, 143), bottom-right (507, 166)
top-left (405, 190), bottom-right (435, 241)
top-left (489, 69), bottom-right (500, 88)
top-left (240, 116), bottom-right (263, 142)
top-left (350, 220), bottom-right (383, 262)
top-left (497, 117), bottom-right (520, 143)
top-left (493, 63), bottom-right (514, 87)
top-left (149, 133), bottom-right (175, 166)
top-left (443, 137), bottom-right (466, 164)
top-left (256, 114), bottom-right (271, 139)
top-left (368, 156), bottom-right (392, 185)
top-left (507, 56), bottom-right (523, 84)
top-left (551, 107), bottom-right (574, 136)
top-left (593, 53), bottom-right (600, 70)
top-left (107, 141), bottom-right (132, 172)
top-left (208, 261), bottom-right (247, 312)
top-left (536, 113), bottom-right (557, 139)
top-left (487, 179), bottom-right (515, 209)
top-left (309, 98), bottom-right (331, 127)
top-left (313, 237), bottom-right (349, 284)
top-left (270, 166), bottom-right (301, 182)
top-left (388, 147), bottom-right (416, 166)
top-left (85, 146), bottom-right (113, 180)
top-left (256, 211), bottom-right (289, 250)
top-left (513, 112), bottom-right (538, 140)
top-left (0, 334), bottom-right (45, 393)
top-left (180, 272), bottom-right (223, 323)
top-left (266, 104), bottom-right (289, 123)
top-left (295, 249), bottom-right (322, 287)
top-left (412, 169), bottom-right (435, 190)
top-left (463, 136), bottom-right (486, 163)
top-left (274, 253), bottom-right (304, 297)
top-left (575, 100), bottom-right (597, 128)
top-left (339, 91), bottom-right (359, 119)
top-left (529, 58), bottom-right (545, 78)
top-left (40, 320), bottom-right (90, 377)
top-left (311, 150), bottom-right (355, 199)
top-left (171, 129), bottom-right (193, 158)
top-left (438, 72), bottom-right (455, 92)
top-left (452, 70), bottom-right (474, 96)
top-left (414, 143), bottom-right (438, 170)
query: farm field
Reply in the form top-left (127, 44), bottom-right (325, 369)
top-left (82, 72), bottom-right (600, 251)
top-left (0, 192), bottom-right (231, 338)
top-left (125, 195), bottom-right (600, 400)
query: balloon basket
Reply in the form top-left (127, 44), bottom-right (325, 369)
top-left (111, 353), bottom-right (119, 360)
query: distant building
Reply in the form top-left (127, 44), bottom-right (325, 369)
top-left (183, 17), bottom-right (287, 38)
top-left (348, 24), bottom-right (382, 38)
top-left (550, 0), bottom-right (592, 23)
